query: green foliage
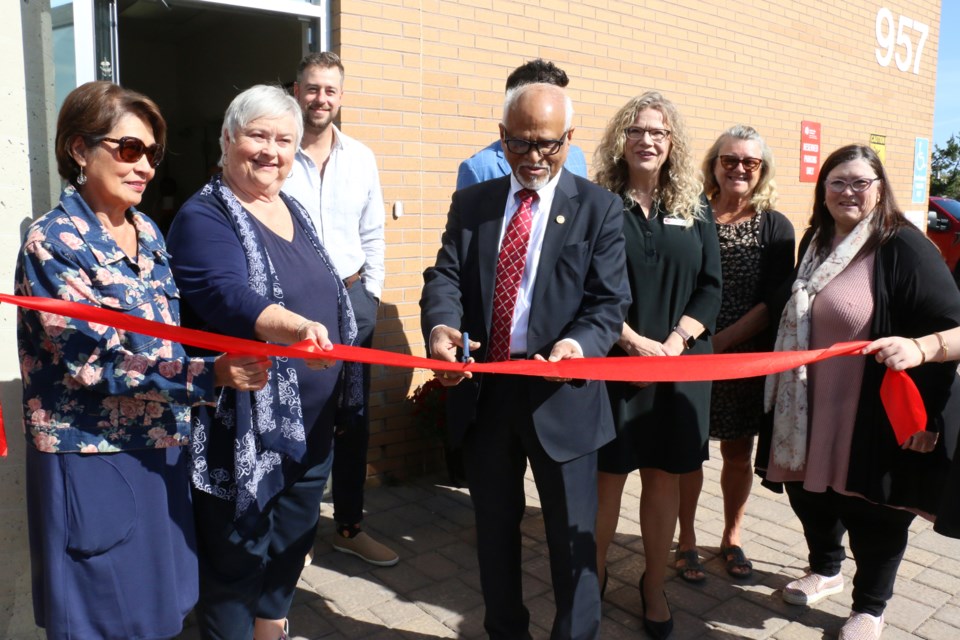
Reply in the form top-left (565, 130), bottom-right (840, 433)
top-left (931, 134), bottom-right (960, 199)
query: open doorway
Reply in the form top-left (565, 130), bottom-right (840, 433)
top-left (115, 0), bottom-right (309, 233)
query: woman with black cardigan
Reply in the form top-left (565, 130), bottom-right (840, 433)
top-left (762, 144), bottom-right (960, 640)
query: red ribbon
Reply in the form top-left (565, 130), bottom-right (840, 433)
top-left (0, 293), bottom-right (925, 457)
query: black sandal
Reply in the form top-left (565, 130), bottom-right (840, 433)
top-left (674, 548), bottom-right (706, 583)
top-left (720, 544), bottom-right (753, 578)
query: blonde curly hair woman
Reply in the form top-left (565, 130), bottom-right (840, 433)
top-left (593, 91), bottom-right (721, 639)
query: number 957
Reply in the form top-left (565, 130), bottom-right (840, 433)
top-left (876, 7), bottom-right (929, 75)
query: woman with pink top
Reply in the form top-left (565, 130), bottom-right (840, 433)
top-left (762, 144), bottom-right (960, 640)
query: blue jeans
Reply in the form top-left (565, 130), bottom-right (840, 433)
top-left (194, 450), bottom-right (334, 640)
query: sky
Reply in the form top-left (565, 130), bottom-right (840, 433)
top-left (934, 2), bottom-right (960, 148)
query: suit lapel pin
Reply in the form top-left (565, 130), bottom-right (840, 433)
top-left (556, 215), bottom-right (565, 224)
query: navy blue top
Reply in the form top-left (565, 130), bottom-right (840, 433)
top-left (167, 179), bottom-right (351, 522)
top-left (250, 215), bottom-right (342, 459)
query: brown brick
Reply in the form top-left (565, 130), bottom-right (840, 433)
top-left (336, 0), bottom-right (940, 484)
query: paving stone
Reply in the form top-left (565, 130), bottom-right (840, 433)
top-left (914, 617), bottom-right (960, 639)
top-left (771, 620), bottom-right (834, 639)
top-left (367, 597), bottom-right (426, 628)
top-left (286, 601), bottom-right (338, 638)
top-left (392, 612), bottom-right (458, 637)
top-left (705, 595), bottom-right (791, 639)
top-left (883, 593), bottom-right (938, 633)
top-left (410, 577), bottom-right (484, 623)
top-left (315, 576), bottom-right (397, 615)
top-left (442, 605), bottom-right (486, 638)
top-left (932, 602), bottom-right (960, 626)
top-left (370, 560), bottom-right (434, 594)
top-left (176, 440), bottom-right (960, 639)
top-left (311, 599), bottom-right (386, 638)
top-left (913, 566), bottom-right (960, 597)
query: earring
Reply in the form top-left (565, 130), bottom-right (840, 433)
top-left (76, 166), bottom-right (86, 186)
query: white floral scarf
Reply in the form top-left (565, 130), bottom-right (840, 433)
top-left (763, 212), bottom-right (875, 470)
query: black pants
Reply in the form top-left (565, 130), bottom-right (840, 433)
top-left (193, 451), bottom-right (333, 639)
top-left (463, 374), bottom-right (601, 640)
top-left (785, 482), bottom-right (915, 616)
top-left (332, 280), bottom-right (377, 526)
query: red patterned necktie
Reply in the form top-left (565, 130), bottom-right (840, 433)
top-left (487, 188), bottom-right (539, 362)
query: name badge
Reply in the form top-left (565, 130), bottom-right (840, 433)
top-left (663, 216), bottom-right (692, 227)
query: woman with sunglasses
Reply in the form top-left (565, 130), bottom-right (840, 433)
top-left (673, 126), bottom-right (795, 583)
top-left (593, 91), bottom-right (721, 638)
top-left (15, 81), bottom-right (270, 640)
top-left (762, 144), bottom-right (960, 639)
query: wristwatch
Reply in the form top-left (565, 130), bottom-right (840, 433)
top-left (672, 324), bottom-right (696, 350)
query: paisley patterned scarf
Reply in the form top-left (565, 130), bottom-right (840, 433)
top-left (763, 212), bottom-right (875, 471)
top-left (191, 174), bottom-right (362, 531)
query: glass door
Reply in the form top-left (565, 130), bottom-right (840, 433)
top-left (64, 0), bottom-right (325, 91)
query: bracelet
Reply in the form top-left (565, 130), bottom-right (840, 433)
top-left (935, 331), bottom-right (949, 362)
top-left (910, 337), bottom-right (926, 364)
top-left (295, 319), bottom-right (312, 341)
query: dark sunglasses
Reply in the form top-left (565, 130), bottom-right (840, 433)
top-left (718, 155), bottom-right (762, 172)
top-left (97, 136), bottom-right (165, 167)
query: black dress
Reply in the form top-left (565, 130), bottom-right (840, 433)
top-left (598, 201), bottom-right (722, 474)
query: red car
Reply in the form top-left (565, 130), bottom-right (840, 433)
top-left (927, 196), bottom-right (960, 283)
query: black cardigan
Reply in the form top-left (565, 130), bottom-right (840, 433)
top-left (760, 224), bottom-right (960, 513)
top-left (755, 209), bottom-right (797, 347)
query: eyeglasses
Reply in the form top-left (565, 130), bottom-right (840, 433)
top-left (826, 177), bottom-right (879, 193)
top-left (502, 132), bottom-right (568, 157)
top-left (97, 136), bottom-right (165, 168)
top-left (624, 127), bottom-right (671, 143)
top-left (718, 155), bottom-right (763, 172)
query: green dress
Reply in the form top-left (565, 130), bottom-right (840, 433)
top-left (598, 201), bottom-right (722, 474)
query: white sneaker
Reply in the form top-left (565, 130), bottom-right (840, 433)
top-left (839, 612), bottom-right (883, 639)
top-left (782, 571), bottom-right (844, 605)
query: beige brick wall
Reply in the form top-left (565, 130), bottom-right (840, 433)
top-left (335, 0), bottom-right (942, 482)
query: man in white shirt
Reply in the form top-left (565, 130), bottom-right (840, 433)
top-left (283, 52), bottom-right (396, 567)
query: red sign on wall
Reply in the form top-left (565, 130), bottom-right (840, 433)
top-left (799, 121), bottom-right (821, 183)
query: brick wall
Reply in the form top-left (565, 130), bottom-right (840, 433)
top-left (333, 0), bottom-right (942, 484)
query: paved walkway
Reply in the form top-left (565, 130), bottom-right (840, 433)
top-left (178, 441), bottom-right (960, 639)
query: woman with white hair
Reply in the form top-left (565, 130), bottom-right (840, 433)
top-left (166, 84), bottom-right (363, 640)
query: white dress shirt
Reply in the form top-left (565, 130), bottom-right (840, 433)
top-left (282, 125), bottom-right (386, 298)
top-left (500, 171), bottom-right (560, 356)
top-left (431, 169), bottom-right (581, 358)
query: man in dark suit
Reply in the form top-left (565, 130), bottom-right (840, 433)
top-left (420, 82), bottom-right (630, 640)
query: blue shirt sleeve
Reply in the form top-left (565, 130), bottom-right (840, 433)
top-left (456, 159), bottom-right (484, 191)
top-left (166, 196), bottom-right (273, 340)
top-left (564, 145), bottom-right (589, 178)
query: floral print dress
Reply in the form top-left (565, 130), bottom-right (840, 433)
top-left (16, 186), bottom-right (219, 640)
top-left (16, 186), bottom-right (215, 452)
top-left (709, 213), bottom-right (766, 440)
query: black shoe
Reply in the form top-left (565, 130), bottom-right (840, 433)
top-left (639, 572), bottom-right (674, 639)
top-left (601, 570), bottom-right (609, 599)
